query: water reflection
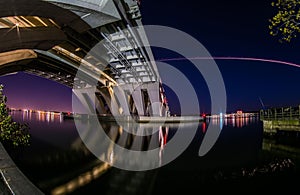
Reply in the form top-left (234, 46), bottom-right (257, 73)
top-left (263, 138), bottom-right (300, 155)
top-left (7, 110), bottom-right (299, 194)
top-left (46, 120), bottom-right (201, 194)
top-left (74, 115), bottom-right (259, 172)
top-left (8, 111), bottom-right (266, 194)
top-left (202, 121), bottom-right (206, 133)
top-left (10, 111), bottom-right (198, 193)
top-left (208, 115), bottom-right (259, 128)
top-left (10, 110), bottom-right (63, 123)
top-left (51, 162), bottom-right (111, 195)
top-left (75, 117), bottom-right (199, 171)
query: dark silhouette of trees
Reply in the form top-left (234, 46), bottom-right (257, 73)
top-left (0, 84), bottom-right (30, 146)
top-left (269, 0), bottom-right (300, 42)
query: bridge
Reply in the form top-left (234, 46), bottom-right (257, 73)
top-left (0, 1), bottom-right (207, 193)
top-left (0, 1), bottom-right (198, 194)
top-left (0, 0), bottom-right (170, 118)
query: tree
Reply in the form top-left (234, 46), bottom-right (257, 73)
top-left (269, 0), bottom-right (300, 42)
top-left (0, 85), bottom-right (30, 146)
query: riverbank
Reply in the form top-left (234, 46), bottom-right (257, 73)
top-left (0, 142), bottom-right (43, 194)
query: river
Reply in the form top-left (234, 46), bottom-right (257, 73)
top-left (5, 110), bottom-right (300, 194)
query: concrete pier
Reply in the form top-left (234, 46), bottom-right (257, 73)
top-left (72, 114), bottom-right (203, 123)
top-left (260, 106), bottom-right (300, 134)
top-left (138, 116), bottom-right (202, 123)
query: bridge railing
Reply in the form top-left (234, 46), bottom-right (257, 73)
top-left (260, 105), bottom-right (300, 121)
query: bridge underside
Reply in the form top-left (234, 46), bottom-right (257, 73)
top-left (0, 0), bottom-right (169, 117)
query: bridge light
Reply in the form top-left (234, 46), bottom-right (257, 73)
top-left (34, 16), bottom-right (48, 27)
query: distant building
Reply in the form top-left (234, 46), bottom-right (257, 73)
top-left (236, 110), bottom-right (243, 117)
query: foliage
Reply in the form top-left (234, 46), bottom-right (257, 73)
top-left (0, 84), bottom-right (30, 146)
top-left (269, 0), bottom-right (300, 42)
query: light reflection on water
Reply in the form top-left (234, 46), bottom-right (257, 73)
top-left (8, 111), bottom-right (188, 193)
top-left (209, 115), bottom-right (259, 128)
top-left (10, 110), bottom-right (76, 150)
top-left (13, 110), bottom-right (63, 123)
top-left (7, 111), bottom-right (279, 194)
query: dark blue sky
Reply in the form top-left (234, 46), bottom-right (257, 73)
top-left (1, 0), bottom-right (300, 113)
top-left (140, 0), bottom-right (300, 113)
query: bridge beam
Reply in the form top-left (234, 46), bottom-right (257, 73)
top-left (45, 0), bottom-right (121, 29)
top-left (0, 0), bottom-right (170, 118)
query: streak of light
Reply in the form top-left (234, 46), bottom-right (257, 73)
top-left (158, 56), bottom-right (300, 69)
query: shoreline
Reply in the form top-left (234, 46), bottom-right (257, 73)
top-left (0, 142), bottom-right (43, 195)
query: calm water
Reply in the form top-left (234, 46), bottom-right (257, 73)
top-left (6, 111), bottom-right (300, 194)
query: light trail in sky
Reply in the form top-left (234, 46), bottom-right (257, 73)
top-left (158, 56), bottom-right (300, 68)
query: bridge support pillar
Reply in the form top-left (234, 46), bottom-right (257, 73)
top-left (113, 87), bottom-right (130, 116)
top-left (131, 86), bottom-right (145, 116)
top-left (73, 82), bottom-right (168, 117)
top-left (72, 87), bottom-right (98, 114)
top-left (73, 87), bottom-right (120, 116)
top-left (97, 87), bottom-right (120, 116)
top-left (147, 83), bottom-right (161, 116)
top-left (116, 82), bottom-right (167, 117)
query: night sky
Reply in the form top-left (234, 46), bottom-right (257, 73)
top-left (1, 0), bottom-right (300, 114)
